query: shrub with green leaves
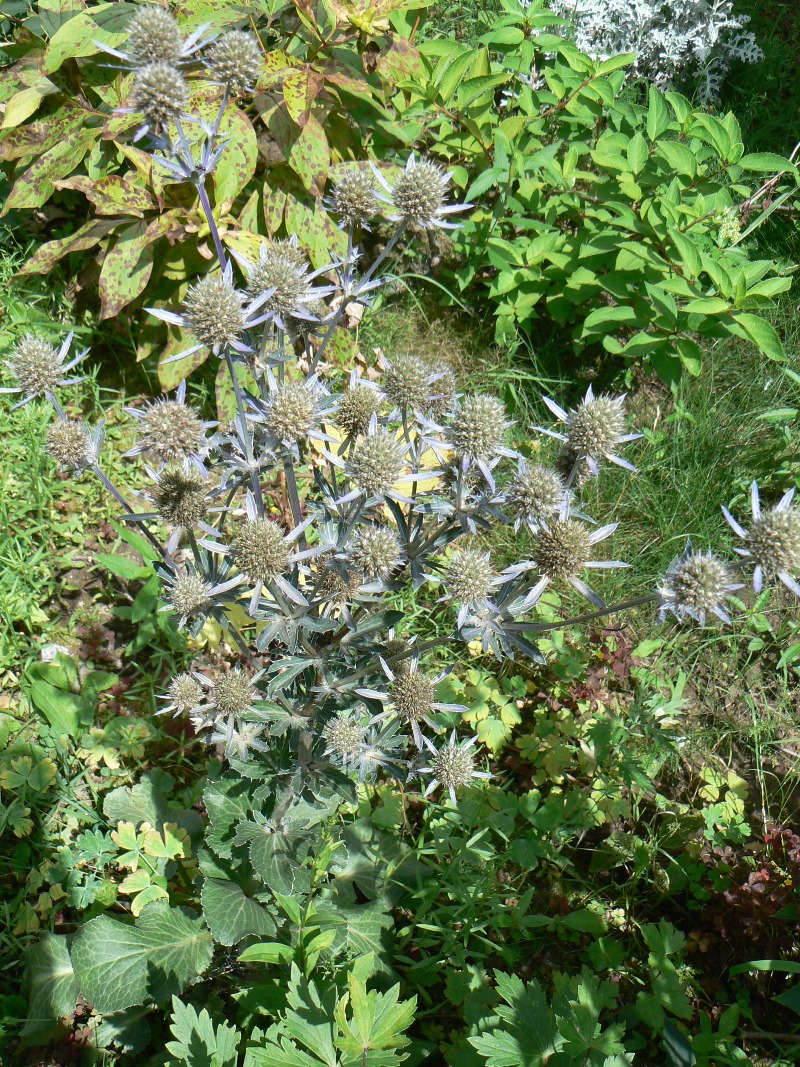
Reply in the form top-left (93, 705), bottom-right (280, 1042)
top-left (399, 0), bottom-right (798, 380)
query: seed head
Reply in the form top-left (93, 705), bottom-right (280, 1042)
top-left (206, 30), bottom-right (262, 91)
top-left (566, 394), bottom-right (627, 458)
top-left (383, 354), bottom-right (430, 412)
top-left (7, 336), bottom-right (64, 398)
top-left (47, 420), bottom-right (93, 470)
top-left (337, 385), bottom-right (381, 437)
top-left (390, 670), bottom-right (434, 723)
top-left (131, 62), bottom-right (188, 128)
top-left (347, 527), bottom-right (402, 579)
top-left (445, 549), bottom-right (495, 605)
top-left (508, 464), bottom-right (564, 529)
top-left (169, 573), bottom-right (211, 618)
top-left (167, 672), bottom-right (202, 714)
top-left (323, 714), bottom-right (365, 759)
top-left (319, 568), bottom-right (362, 604)
top-left (212, 668), bottom-right (256, 717)
top-left (534, 519), bottom-right (592, 581)
top-left (349, 430), bottom-right (404, 496)
top-left (556, 444), bottom-right (593, 489)
top-left (153, 465), bottom-right (207, 528)
top-left (264, 382), bottom-right (315, 444)
top-left (331, 169), bottom-right (376, 227)
top-left (431, 741), bottom-right (477, 793)
top-left (383, 638), bottom-right (412, 675)
top-left (138, 398), bottom-right (206, 464)
top-left (182, 274), bottom-right (246, 349)
top-left (393, 158), bottom-right (450, 227)
top-left (660, 548), bottom-right (736, 624)
top-left (126, 6), bottom-right (184, 65)
top-left (233, 519), bottom-right (289, 584)
top-left (247, 239), bottom-right (309, 318)
top-left (748, 509), bottom-right (800, 575)
top-left (449, 395), bottom-right (506, 460)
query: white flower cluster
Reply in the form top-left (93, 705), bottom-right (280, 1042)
top-left (548, 0), bottom-right (762, 103)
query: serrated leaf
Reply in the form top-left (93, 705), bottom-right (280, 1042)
top-left (201, 877), bottom-right (277, 947)
top-left (22, 933), bottom-right (78, 1038)
top-left (166, 996), bottom-right (241, 1065)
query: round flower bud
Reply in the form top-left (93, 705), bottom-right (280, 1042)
top-left (445, 548), bottom-right (495, 605)
top-left (347, 526), bottom-right (402, 579)
top-left (131, 62), bottom-right (188, 127)
top-left (431, 741), bottom-right (476, 793)
top-left (331, 169), bottom-right (376, 227)
top-left (182, 274), bottom-right (246, 349)
top-left (533, 519), bottom-right (592, 581)
top-left (348, 431), bottom-right (404, 496)
top-left (556, 445), bottom-right (593, 490)
top-left (665, 552), bottom-right (733, 619)
top-left (233, 519), bottom-right (289, 584)
top-left (167, 672), bottom-right (202, 715)
top-left (747, 508), bottom-right (800, 576)
top-left (428, 360), bottom-right (457, 420)
top-left (153, 465), bottom-right (207, 528)
top-left (264, 383), bottom-right (315, 444)
top-left (508, 464), bottom-right (564, 529)
top-left (337, 385), bottom-right (381, 437)
top-left (212, 668), bottom-right (256, 717)
top-left (8, 336), bottom-right (63, 397)
top-left (126, 6), bottom-right (184, 66)
top-left (247, 239), bottom-right (309, 318)
top-left (566, 394), bottom-right (627, 459)
top-left (390, 670), bottom-right (434, 723)
top-left (47, 420), bottom-right (93, 470)
top-left (393, 159), bottom-right (449, 227)
top-left (169, 573), bottom-right (211, 618)
top-left (206, 30), bottom-right (262, 91)
top-left (319, 567), bottom-right (362, 604)
top-left (323, 714), bottom-right (365, 759)
top-left (449, 395), bottom-right (506, 460)
top-left (383, 638), bottom-right (412, 675)
top-left (138, 398), bottom-right (206, 464)
top-left (383, 354), bottom-right (430, 412)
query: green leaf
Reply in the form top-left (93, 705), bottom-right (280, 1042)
top-left (238, 942), bottom-right (294, 964)
top-left (29, 678), bottom-right (81, 737)
top-left (71, 903), bottom-right (213, 1014)
top-left (736, 152), bottom-right (798, 174)
top-left (683, 297), bottom-right (731, 315)
top-left (469, 973), bottom-right (560, 1066)
top-left (42, 5), bottom-right (133, 72)
top-left (201, 878), bottom-right (277, 947)
top-left (646, 86), bottom-right (671, 141)
top-left (729, 312), bottom-right (787, 362)
top-left (98, 220), bottom-right (158, 320)
top-left (656, 140), bottom-right (697, 179)
top-left (22, 933), bottom-right (78, 1038)
top-left (334, 963), bottom-right (416, 1064)
top-left (104, 770), bottom-right (203, 839)
top-left (166, 997), bottom-right (241, 1065)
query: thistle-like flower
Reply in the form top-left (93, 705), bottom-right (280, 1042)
top-left (2, 332), bottom-right (86, 407)
top-left (99, 6), bottom-right (210, 67)
top-left (383, 354), bottom-right (435, 415)
top-left (236, 237), bottom-right (334, 330)
top-left (322, 713), bottom-right (367, 771)
top-left (427, 360), bottom-right (457, 420)
top-left (125, 381), bottom-right (215, 472)
top-left (47, 420), bottom-right (103, 471)
top-left (723, 481), bottom-right (800, 595)
top-left (328, 168), bottom-right (377, 229)
top-left (190, 667), bottom-right (268, 753)
top-left (538, 386), bottom-right (641, 477)
top-left (208, 721), bottom-right (269, 761)
top-left (445, 393), bottom-right (515, 488)
top-left (345, 526), bottom-right (403, 580)
top-left (442, 547), bottom-right (508, 627)
top-left (357, 654), bottom-right (467, 749)
top-left (373, 154), bottom-right (472, 230)
top-left (130, 62), bottom-right (189, 131)
top-left (332, 416), bottom-right (416, 505)
top-left (204, 30), bottom-right (262, 92)
top-left (159, 561), bottom-right (242, 629)
top-left (658, 541), bottom-right (742, 625)
top-left (419, 731), bottom-right (491, 804)
top-left (254, 372), bottom-right (335, 454)
top-left (506, 460), bottom-right (565, 532)
top-left (158, 671), bottom-right (204, 718)
top-left (152, 464), bottom-right (210, 530)
top-left (335, 370), bottom-right (383, 443)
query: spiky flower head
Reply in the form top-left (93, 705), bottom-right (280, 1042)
top-left (390, 670), bottom-right (435, 723)
top-left (428, 360), bottom-right (457, 420)
top-left (747, 508), bottom-right (800, 576)
top-left (322, 714), bottom-right (365, 760)
top-left (348, 430), bottom-right (404, 496)
top-left (212, 668), bottom-right (257, 718)
top-left (169, 573), bottom-right (211, 618)
top-left (246, 239), bottom-right (310, 318)
top-left (233, 519), bottom-right (290, 585)
top-left (337, 385), bottom-right (381, 437)
top-left (126, 6), bottom-right (184, 65)
top-left (153, 464), bottom-right (207, 528)
top-left (556, 444), bottom-right (593, 490)
top-left (507, 462), bottom-right (564, 531)
top-left (165, 672), bottom-right (203, 716)
top-left (263, 382), bottom-right (316, 444)
top-left (449, 394), bottom-right (507, 461)
top-left (131, 62), bottom-right (188, 128)
top-left (6, 336), bottom-right (72, 400)
top-left (205, 30), bottom-right (262, 91)
top-left (331, 169), bottom-right (376, 227)
top-left (347, 526), bottom-right (402, 579)
top-left (566, 393), bottom-right (628, 459)
top-left (393, 158), bottom-right (450, 228)
top-left (421, 732), bottom-right (490, 804)
top-left (182, 274), bottom-right (246, 349)
top-left (383, 354), bottom-right (431, 412)
top-left (137, 397), bottom-right (206, 464)
top-left (445, 548), bottom-right (495, 605)
top-left (47, 420), bottom-right (95, 470)
top-left (533, 519), bottom-right (592, 581)
top-left (658, 543), bottom-right (739, 625)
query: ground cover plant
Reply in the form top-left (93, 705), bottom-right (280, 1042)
top-left (3, 2), bottom-right (800, 1066)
